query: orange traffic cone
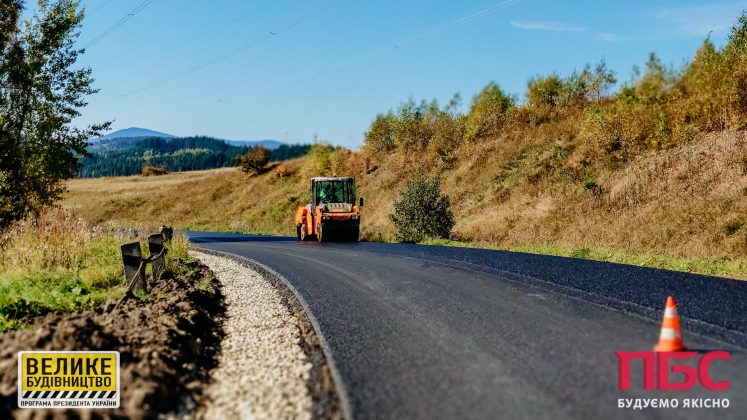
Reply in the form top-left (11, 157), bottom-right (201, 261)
top-left (654, 296), bottom-right (687, 352)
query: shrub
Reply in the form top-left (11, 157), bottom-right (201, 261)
top-left (238, 146), bottom-right (270, 174)
top-left (141, 165), bottom-right (168, 176)
top-left (620, 53), bottom-right (675, 104)
top-left (363, 97), bottom-right (464, 164)
top-left (427, 111), bottom-right (465, 165)
top-left (527, 74), bottom-right (564, 108)
top-left (389, 174), bottom-right (455, 243)
top-left (723, 218), bottom-right (744, 236)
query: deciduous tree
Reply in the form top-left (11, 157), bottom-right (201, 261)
top-left (0, 0), bottom-right (107, 228)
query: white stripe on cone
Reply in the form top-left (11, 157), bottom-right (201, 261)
top-left (659, 327), bottom-right (680, 340)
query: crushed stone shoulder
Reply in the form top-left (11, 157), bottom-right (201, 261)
top-left (191, 250), bottom-right (342, 420)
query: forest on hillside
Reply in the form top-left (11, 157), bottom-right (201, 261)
top-left (77, 137), bottom-right (311, 177)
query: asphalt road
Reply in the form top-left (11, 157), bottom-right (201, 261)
top-left (188, 232), bottom-right (747, 420)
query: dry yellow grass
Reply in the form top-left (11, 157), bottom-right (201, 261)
top-left (64, 162), bottom-right (308, 235)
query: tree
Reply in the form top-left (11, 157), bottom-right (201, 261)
top-left (464, 82), bottom-right (515, 141)
top-left (527, 60), bottom-right (616, 109)
top-left (393, 98), bottom-right (437, 150)
top-left (0, 0), bottom-right (107, 228)
top-left (724, 10), bottom-right (747, 59)
top-left (141, 164), bottom-right (168, 176)
top-left (389, 174), bottom-right (454, 243)
top-left (237, 145), bottom-right (270, 174)
top-left (619, 53), bottom-right (674, 104)
top-left (526, 74), bottom-right (564, 107)
top-left (590, 59), bottom-right (617, 101)
top-left (363, 112), bottom-right (397, 154)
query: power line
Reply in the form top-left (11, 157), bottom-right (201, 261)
top-left (121, 0), bottom-right (345, 96)
top-left (258, 0), bottom-right (522, 94)
top-left (121, 0), bottom-right (276, 66)
top-left (83, 0), bottom-right (157, 49)
top-left (87, 0), bottom-right (116, 18)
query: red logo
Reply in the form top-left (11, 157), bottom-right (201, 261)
top-left (616, 351), bottom-right (730, 391)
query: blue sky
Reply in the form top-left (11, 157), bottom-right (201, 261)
top-left (54, 0), bottom-right (747, 147)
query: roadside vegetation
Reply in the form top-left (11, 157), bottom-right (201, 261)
top-left (62, 12), bottom-right (747, 279)
top-left (0, 209), bottom-right (122, 332)
top-left (390, 174), bottom-right (454, 243)
top-left (238, 145), bottom-right (271, 175)
top-left (0, 208), bottom-right (194, 333)
top-left (0, 0), bottom-right (109, 229)
top-left (0, 1), bottom-right (205, 337)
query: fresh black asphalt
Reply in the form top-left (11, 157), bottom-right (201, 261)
top-left (188, 232), bottom-right (747, 420)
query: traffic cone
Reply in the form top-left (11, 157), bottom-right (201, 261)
top-left (654, 296), bottom-right (687, 352)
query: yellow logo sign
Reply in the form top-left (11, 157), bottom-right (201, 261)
top-left (18, 351), bottom-right (120, 409)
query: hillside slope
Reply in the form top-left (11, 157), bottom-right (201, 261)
top-left (63, 130), bottom-right (747, 278)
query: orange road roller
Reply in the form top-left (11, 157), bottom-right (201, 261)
top-left (295, 176), bottom-right (362, 242)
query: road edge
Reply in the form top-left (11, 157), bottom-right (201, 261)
top-left (190, 245), bottom-right (352, 420)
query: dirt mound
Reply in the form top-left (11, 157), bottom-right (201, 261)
top-left (0, 260), bottom-right (225, 419)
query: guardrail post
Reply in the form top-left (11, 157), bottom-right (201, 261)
top-left (121, 242), bottom-right (146, 293)
top-left (148, 233), bottom-right (166, 280)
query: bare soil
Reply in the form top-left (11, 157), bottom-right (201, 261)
top-left (0, 259), bottom-right (225, 419)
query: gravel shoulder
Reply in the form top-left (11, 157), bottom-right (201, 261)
top-left (191, 250), bottom-right (342, 420)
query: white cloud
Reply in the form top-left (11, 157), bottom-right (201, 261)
top-left (510, 20), bottom-right (586, 32)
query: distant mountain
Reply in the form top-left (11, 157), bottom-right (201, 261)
top-left (90, 127), bottom-right (284, 151)
top-left (95, 127), bottom-right (176, 141)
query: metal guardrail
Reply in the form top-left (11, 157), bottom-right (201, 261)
top-left (113, 225), bottom-right (173, 311)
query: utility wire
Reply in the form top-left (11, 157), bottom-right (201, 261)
top-left (258, 0), bottom-right (522, 94)
top-left (121, 0), bottom-right (275, 66)
top-left (83, 0), bottom-right (156, 49)
top-left (121, 0), bottom-right (344, 96)
top-left (87, 0), bottom-right (116, 18)
top-left (400, 0), bottom-right (521, 46)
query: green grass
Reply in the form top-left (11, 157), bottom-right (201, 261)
top-left (420, 239), bottom-right (747, 280)
top-left (197, 278), bottom-right (215, 294)
top-left (0, 314), bottom-right (30, 333)
top-left (163, 234), bottom-right (195, 276)
top-left (0, 268), bottom-right (125, 320)
top-left (0, 233), bottom-right (126, 323)
top-left (133, 289), bottom-right (151, 301)
top-left (0, 209), bottom-right (197, 334)
top-left (0, 233), bottom-right (194, 332)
